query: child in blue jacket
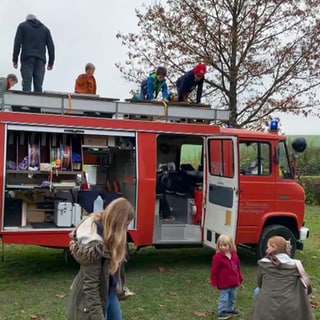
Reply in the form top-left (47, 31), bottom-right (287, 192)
top-left (140, 66), bottom-right (169, 100)
top-left (176, 64), bottom-right (206, 103)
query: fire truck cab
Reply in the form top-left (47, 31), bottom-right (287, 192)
top-left (0, 91), bottom-right (309, 258)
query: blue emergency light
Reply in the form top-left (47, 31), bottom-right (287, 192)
top-left (269, 120), bottom-right (278, 131)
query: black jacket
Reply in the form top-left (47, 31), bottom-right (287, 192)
top-left (13, 19), bottom-right (55, 65)
top-left (176, 69), bottom-right (204, 103)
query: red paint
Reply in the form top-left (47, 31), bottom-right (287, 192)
top-left (0, 124), bottom-right (4, 230)
top-left (0, 111), bottom-right (307, 251)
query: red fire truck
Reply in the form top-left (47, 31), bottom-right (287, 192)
top-left (0, 91), bottom-right (309, 259)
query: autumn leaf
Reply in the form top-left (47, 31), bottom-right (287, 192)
top-left (168, 291), bottom-right (177, 296)
top-left (194, 310), bottom-right (209, 317)
top-left (55, 293), bottom-right (65, 299)
top-left (30, 315), bottom-right (38, 319)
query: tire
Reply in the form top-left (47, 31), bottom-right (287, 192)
top-left (257, 224), bottom-right (296, 258)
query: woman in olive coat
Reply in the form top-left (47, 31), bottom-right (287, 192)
top-left (65, 197), bottom-right (134, 320)
top-left (252, 236), bottom-right (314, 320)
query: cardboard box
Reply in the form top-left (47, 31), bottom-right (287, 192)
top-left (40, 163), bottom-right (52, 171)
top-left (27, 203), bottom-right (47, 223)
top-left (28, 211), bottom-right (46, 223)
top-left (83, 135), bottom-right (107, 146)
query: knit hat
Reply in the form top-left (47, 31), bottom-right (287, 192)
top-left (194, 64), bottom-right (206, 77)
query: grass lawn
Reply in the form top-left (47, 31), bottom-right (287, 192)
top-left (0, 206), bottom-right (319, 320)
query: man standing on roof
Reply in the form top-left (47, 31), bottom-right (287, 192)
top-left (176, 64), bottom-right (206, 103)
top-left (12, 14), bottom-right (55, 93)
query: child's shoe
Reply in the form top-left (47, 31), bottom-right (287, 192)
top-left (228, 309), bottom-right (240, 316)
top-left (218, 312), bottom-right (232, 320)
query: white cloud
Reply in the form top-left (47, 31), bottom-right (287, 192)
top-left (1, 0), bottom-right (144, 98)
top-left (277, 114), bottom-right (320, 135)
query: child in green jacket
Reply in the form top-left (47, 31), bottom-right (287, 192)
top-left (140, 66), bottom-right (169, 101)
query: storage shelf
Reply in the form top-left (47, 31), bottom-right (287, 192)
top-left (6, 185), bottom-right (36, 189)
top-left (6, 184), bottom-right (77, 190)
top-left (6, 170), bottom-right (81, 175)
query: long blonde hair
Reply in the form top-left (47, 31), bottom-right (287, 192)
top-left (216, 234), bottom-right (236, 253)
top-left (94, 197), bottom-right (134, 273)
top-left (267, 236), bottom-right (291, 255)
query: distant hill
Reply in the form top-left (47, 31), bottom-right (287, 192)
top-left (287, 135), bottom-right (320, 147)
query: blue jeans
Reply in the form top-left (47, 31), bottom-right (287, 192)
top-left (20, 57), bottom-right (45, 92)
top-left (140, 79), bottom-right (148, 100)
top-left (218, 287), bottom-right (236, 314)
top-left (105, 291), bottom-right (122, 320)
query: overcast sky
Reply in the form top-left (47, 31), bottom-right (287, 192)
top-left (1, 0), bottom-right (319, 135)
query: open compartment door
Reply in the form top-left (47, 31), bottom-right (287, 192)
top-left (203, 136), bottom-right (239, 248)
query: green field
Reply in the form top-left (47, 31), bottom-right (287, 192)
top-left (288, 135), bottom-right (320, 147)
top-left (0, 206), bottom-right (319, 320)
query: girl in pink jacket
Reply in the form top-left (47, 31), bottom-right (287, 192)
top-left (210, 234), bottom-right (243, 320)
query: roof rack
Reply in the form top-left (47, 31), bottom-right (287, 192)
top-left (2, 90), bottom-right (230, 123)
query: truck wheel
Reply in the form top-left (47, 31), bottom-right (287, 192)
top-left (257, 225), bottom-right (296, 258)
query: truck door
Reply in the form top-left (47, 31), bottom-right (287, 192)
top-left (203, 136), bottom-right (239, 248)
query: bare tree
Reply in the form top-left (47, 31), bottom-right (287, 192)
top-left (116, 0), bottom-right (320, 129)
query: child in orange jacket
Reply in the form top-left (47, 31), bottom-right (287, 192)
top-left (75, 63), bottom-right (97, 95)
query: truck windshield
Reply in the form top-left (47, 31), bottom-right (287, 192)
top-left (278, 141), bottom-right (293, 179)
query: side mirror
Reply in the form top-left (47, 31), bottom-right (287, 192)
top-left (292, 138), bottom-right (307, 153)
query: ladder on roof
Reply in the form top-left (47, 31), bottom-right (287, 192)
top-left (2, 90), bottom-right (230, 123)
